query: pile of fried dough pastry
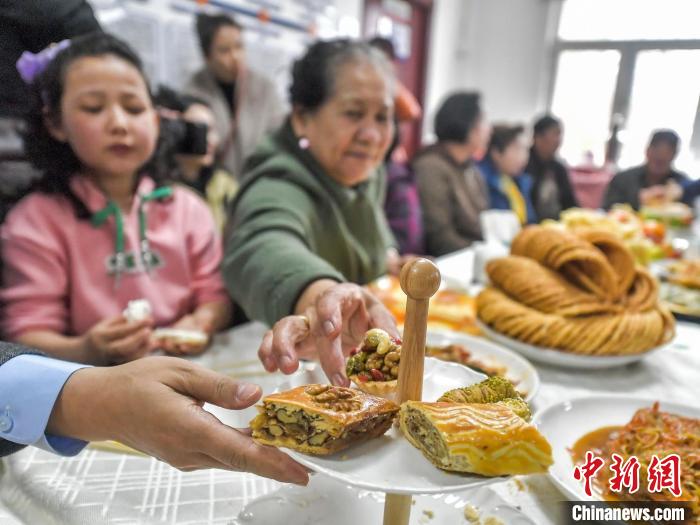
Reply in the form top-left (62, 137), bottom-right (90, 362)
top-left (477, 226), bottom-right (675, 355)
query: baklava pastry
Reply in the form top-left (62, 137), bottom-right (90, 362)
top-left (438, 377), bottom-right (531, 420)
top-left (346, 328), bottom-right (402, 396)
top-left (251, 384), bottom-right (399, 455)
top-left (399, 401), bottom-right (553, 476)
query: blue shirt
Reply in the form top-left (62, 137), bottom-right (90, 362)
top-left (0, 354), bottom-right (89, 455)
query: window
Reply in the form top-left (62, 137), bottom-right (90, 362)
top-left (620, 50), bottom-right (700, 172)
top-left (551, 51), bottom-right (620, 165)
top-left (550, 0), bottom-right (700, 176)
top-left (558, 0), bottom-right (700, 41)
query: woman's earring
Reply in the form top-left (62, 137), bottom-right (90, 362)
top-left (298, 136), bottom-right (310, 150)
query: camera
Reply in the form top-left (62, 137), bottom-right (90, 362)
top-left (160, 117), bottom-right (208, 156)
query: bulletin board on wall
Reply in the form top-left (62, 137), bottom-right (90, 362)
top-left (93, 0), bottom-right (351, 102)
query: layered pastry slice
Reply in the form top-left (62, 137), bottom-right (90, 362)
top-left (438, 377), bottom-right (531, 420)
top-left (399, 401), bottom-right (553, 476)
top-left (346, 328), bottom-right (402, 396)
top-left (251, 385), bottom-right (399, 455)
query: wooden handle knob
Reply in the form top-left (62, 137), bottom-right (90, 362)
top-left (400, 258), bottom-right (441, 300)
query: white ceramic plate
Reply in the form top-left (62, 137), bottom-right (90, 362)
top-left (426, 329), bottom-right (540, 402)
top-left (233, 474), bottom-right (535, 525)
top-left (275, 358), bottom-right (503, 495)
top-left (477, 320), bottom-right (666, 370)
top-left (532, 395), bottom-right (700, 502)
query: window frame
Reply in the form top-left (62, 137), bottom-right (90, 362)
top-left (548, 35), bottom-right (700, 163)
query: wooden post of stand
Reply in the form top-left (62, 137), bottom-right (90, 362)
top-left (383, 258), bottom-right (441, 525)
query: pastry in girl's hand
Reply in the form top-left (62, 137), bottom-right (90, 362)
top-left (346, 328), bottom-right (401, 396)
top-left (151, 328), bottom-right (208, 350)
top-left (123, 299), bottom-right (152, 323)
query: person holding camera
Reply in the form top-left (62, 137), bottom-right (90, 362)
top-left (184, 13), bottom-right (285, 179)
top-left (156, 87), bottom-right (238, 231)
top-left (0, 33), bottom-right (232, 364)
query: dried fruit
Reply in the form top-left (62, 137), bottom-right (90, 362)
top-left (369, 368), bottom-right (385, 381)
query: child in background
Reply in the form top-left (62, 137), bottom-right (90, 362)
top-left (1, 33), bottom-right (232, 364)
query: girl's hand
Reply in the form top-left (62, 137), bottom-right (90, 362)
top-left (82, 315), bottom-right (153, 365)
top-left (155, 314), bottom-right (211, 356)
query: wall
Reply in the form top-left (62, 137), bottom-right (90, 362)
top-left (91, 0), bottom-right (364, 94)
top-left (423, 0), bottom-right (561, 140)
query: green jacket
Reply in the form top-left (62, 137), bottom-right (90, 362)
top-left (223, 120), bottom-right (395, 325)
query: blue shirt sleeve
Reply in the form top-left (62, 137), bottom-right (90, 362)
top-left (0, 354), bottom-right (90, 456)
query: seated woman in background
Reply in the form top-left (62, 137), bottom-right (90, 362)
top-left (1, 33), bottom-right (232, 364)
top-left (155, 87), bottom-right (238, 231)
top-left (223, 39), bottom-right (401, 386)
top-left (526, 114), bottom-right (578, 220)
top-left (413, 91), bottom-right (491, 256)
top-left (478, 124), bottom-right (536, 225)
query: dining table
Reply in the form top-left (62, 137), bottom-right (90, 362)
top-left (0, 305), bottom-right (698, 524)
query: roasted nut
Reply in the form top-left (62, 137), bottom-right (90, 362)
top-left (385, 351), bottom-right (400, 364)
top-left (364, 328), bottom-right (390, 348)
top-left (331, 400), bottom-right (362, 412)
top-left (305, 385), bottom-right (330, 396)
top-left (284, 423), bottom-right (306, 436)
top-left (276, 410), bottom-right (297, 424)
top-left (376, 338), bottom-right (392, 355)
top-left (307, 386), bottom-right (361, 412)
top-left (268, 424), bottom-right (283, 437)
top-left (390, 365), bottom-right (399, 377)
top-left (366, 354), bottom-right (384, 370)
top-left (315, 390), bottom-right (339, 402)
top-left (308, 432), bottom-right (329, 445)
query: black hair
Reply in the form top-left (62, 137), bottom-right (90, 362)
top-left (533, 114), bottom-right (561, 136)
top-left (488, 124), bottom-right (525, 154)
top-left (196, 13), bottom-right (242, 59)
top-left (649, 129), bottom-right (680, 151)
top-left (23, 31), bottom-right (171, 219)
top-left (368, 36), bottom-right (396, 61)
top-left (289, 38), bottom-right (394, 112)
top-left (433, 92), bottom-right (482, 143)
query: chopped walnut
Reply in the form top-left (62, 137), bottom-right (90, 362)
top-left (305, 385), bottom-right (362, 412)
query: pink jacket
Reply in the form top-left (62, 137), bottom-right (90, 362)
top-left (1, 176), bottom-right (230, 339)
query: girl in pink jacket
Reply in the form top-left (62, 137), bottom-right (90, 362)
top-left (1, 33), bottom-right (232, 365)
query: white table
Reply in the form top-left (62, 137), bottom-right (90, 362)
top-left (1, 321), bottom-right (698, 525)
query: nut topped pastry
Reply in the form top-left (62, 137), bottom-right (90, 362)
top-left (346, 328), bottom-right (402, 395)
top-left (399, 401), bottom-right (553, 476)
top-left (438, 377), bottom-right (531, 420)
top-left (250, 384), bottom-right (399, 455)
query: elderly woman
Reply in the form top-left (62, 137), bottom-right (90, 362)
top-left (478, 124), bottom-right (537, 224)
top-left (223, 40), bottom-right (401, 386)
top-left (413, 91), bottom-right (491, 256)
